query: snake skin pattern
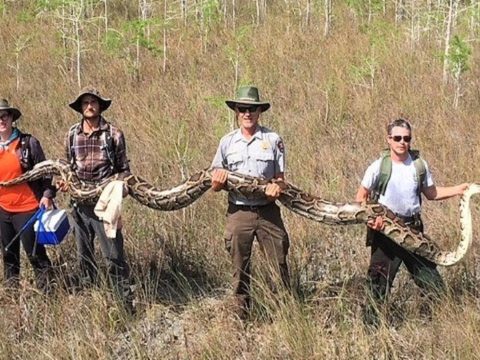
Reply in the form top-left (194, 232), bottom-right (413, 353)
top-left (0, 159), bottom-right (477, 267)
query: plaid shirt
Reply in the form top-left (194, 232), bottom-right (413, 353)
top-left (64, 117), bottom-right (130, 182)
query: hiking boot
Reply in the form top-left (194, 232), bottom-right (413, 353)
top-left (123, 299), bottom-right (136, 316)
top-left (35, 268), bottom-right (58, 295)
top-left (419, 301), bottom-right (434, 321)
top-left (362, 303), bottom-right (381, 330)
top-left (225, 295), bottom-right (250, 320)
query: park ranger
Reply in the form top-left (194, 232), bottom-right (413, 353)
top-left (211, 86), bottom-right (290, 320)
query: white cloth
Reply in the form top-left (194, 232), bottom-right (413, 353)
top-left (94, 180), bottom-right (124, 238)
top-left (361, 154), bottom-right (434, 217)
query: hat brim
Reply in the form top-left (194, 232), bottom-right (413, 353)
top-left (0, 107), bottom-right (22, 121)
top-left (69, 94), bottom-right (112, 114)
top-left (10, 109), bottom-right (21, 121)
top-left (226, 100), bottom-right (270, 112)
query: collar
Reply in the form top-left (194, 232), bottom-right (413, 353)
top-left (392, 153), bottom-right (412, 165)
top-left (78, 116), bottom-right (108, 134)
top-left (232, 126), bottom-right (264, 143)
top-left (0, 128), bottom-right (19, 149)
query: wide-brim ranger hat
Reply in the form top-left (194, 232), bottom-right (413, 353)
top-left (0, 99), bottom-right (21, 121)
top-left (226, 86), bottom-right (270, 112)
top-left (69, 87), bottom-right (112, 114)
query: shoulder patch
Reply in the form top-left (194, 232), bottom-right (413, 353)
top-left (277, 139), bottom-right (285, 153)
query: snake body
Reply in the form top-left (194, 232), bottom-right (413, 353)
top-left (1, 159), bottom-right (477, 267)
top-left (278, 182), bottom-right (480, 266)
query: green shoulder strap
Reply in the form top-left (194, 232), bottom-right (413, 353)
top-left (410, 149), bottom-right (426, 199)
top-left (372, 149), bottom-right (425, 202)
top-left (375, 149), bottom-right (391, 201)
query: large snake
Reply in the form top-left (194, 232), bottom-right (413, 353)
top-left (1, 159), bottom-right (477, 267)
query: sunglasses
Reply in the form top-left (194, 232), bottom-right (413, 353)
top-left (237, 105), bottom-right (259, 113)
top-left (389, 135), bottom-right (412, 143)
top-left (0, 113), bottom-right (11, 121)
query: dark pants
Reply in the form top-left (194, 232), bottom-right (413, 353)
top-left (366, 221), bottom-right (445, 303)
top-left (224, 202), bottom-right (290, 314)
top-left (0, 207), bottom-right (52, 290)
top-left (71, 204), bottom-right (132, 305)
top-left (364, 218), bottom-right (445, 327)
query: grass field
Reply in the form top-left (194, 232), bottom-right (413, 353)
top-left (1, 1), bottom-right (480, 358)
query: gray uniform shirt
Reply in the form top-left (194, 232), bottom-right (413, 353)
top-left (211, 125), bottom-right (285, 206)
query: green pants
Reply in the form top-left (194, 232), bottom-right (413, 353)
top-left (366, 221), bottom-right (445, 303)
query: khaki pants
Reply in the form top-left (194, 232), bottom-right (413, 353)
top-left (224, 202), bottom-right (290, 311)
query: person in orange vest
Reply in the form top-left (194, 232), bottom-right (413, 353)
top-left (0, 99), bottom-right (56, 293)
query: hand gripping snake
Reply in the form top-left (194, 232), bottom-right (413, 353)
top-left (0, 159), bottom-right (477, 267)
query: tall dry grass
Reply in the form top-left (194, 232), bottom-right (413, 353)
top-left (0, 1), bottom-right (480, 358)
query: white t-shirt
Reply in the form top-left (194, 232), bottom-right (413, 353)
top-left (361, 154), bottom-right (434, 217)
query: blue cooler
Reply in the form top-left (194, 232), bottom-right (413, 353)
top-left (34, 209), bottom-right (71, 245)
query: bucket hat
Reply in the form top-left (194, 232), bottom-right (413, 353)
top-left (226, 86), bottom-right (270, 112)
top-left (0, 99), bottom-right (21, 121)
top-left (69, 87), bottom-right (112, 114)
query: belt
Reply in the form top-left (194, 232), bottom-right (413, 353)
top-left (228, 202), bottom-right (274, 212)
top-left (397, 213), bottom-right (421, 224)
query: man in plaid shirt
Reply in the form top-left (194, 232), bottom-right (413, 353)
top-left (61, 87), bottom-right (133, 313)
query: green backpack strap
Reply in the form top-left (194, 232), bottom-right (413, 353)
top-left (410, 150), bottom-right (426, 199)
top-left (372, 149), bottom-right (425, 202)
top-left (371, 150), bottom-right (391, 202)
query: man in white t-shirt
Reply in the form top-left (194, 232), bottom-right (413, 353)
top-left (355, 118), bottom-right (468, 324)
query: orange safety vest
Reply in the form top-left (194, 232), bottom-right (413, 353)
top-left (0, 138), bottom-right (38, 212)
